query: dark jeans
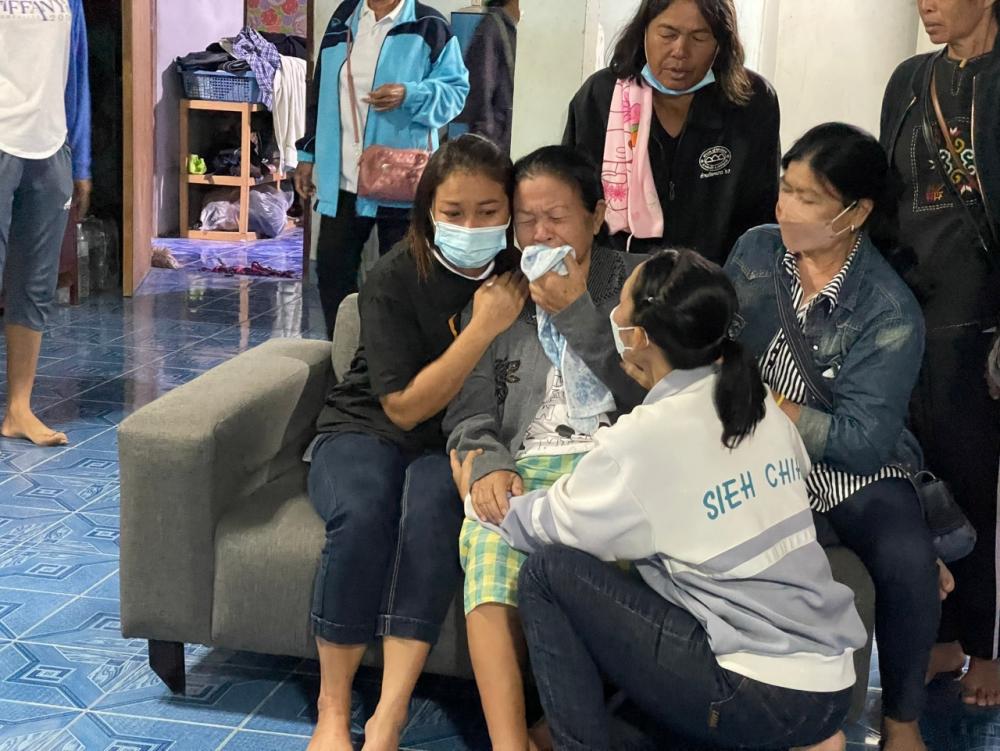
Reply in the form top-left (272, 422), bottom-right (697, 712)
top-left (818, 478), bottom-right (940, 722)
top-left (910, 328), bottom-right (1000, 659)
top-left (518, 547), bottom-right (852, 751)
top-left (316, 190), bottom-right (410, 336)
top-left (307, 431), bottom-right (464, 645)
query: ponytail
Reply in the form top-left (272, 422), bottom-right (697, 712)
top-left (633, 249), bottom-right (769, 450)
top-left (715, 338), bottom-right (767, 449)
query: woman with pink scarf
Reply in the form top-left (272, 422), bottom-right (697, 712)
top-left (564, 0), bottom-right (780, 264)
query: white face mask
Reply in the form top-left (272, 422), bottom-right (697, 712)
top-left (609, 305), bottom-right (647, 356)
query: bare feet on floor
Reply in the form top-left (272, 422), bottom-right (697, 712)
top-left (961, 657), bottom-right (1000, 707)
top-left (361, 706), bottom-right (407, 751)
top-left (792, 729), bottom-right (845, 751)
top-left (882, 718), bottom-right (927, 751)
top-left (1, 408), bottom-right (67, 447)
top-left (926, 641), bottom-right (966, 684)
top-left (308, 700), bottom-right (354, 751)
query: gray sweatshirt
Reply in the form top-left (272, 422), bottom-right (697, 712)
top-left (444, 245), bottom-right (646, 483)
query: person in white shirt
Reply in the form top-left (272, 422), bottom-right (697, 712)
top-left (453, 249), bottom-right (868, 751)
top-left (0, 0), bottom-right (91, 446)
top-left (294, 0), bottom-right (470, 336)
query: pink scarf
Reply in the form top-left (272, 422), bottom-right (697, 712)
top-left (602, 79), bottom-right (664, 241)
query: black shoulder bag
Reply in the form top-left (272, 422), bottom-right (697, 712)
top-left (773, 271), bottom-right (976, 562)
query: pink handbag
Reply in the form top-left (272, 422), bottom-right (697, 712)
top-left (346, 30), bottom-right (432, 203)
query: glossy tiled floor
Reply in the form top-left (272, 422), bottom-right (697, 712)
top-left (0, 266), bottom-right (992, 749)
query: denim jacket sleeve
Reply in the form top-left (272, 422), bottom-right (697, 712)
top-left (444, 341), bottom-right (518, 485)
top-left (797, 308), bottom-right (925, 475)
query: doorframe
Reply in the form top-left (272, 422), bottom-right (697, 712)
top-left (122, 0), bottom-right (157, 296)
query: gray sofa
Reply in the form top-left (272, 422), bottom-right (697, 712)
top-left (119, 294), bottom-right (875, 719)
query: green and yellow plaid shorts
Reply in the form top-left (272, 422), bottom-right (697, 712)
top-left (459, 453), bottom-right (584, 614)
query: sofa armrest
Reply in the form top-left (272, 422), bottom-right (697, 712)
top-left (120, 338), bottom-right (332, 645)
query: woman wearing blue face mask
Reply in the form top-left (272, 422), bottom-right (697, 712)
top-left (564, 0), bottom-right (780, 266)
top-left (305, 134), bottom-right (528, 751)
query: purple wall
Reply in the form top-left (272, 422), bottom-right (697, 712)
top-left (154, 0), bottom-right (244, 236)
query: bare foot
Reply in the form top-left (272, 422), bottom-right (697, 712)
top-left (308, 700), bottom-right (354, 751)
top-left (1, 409), bottom-right (67, 447)
top-left (528, 719), bottom-right (553, 751)
top-left (962, 657), bottom-right (1000, 707)
top-left (926, 641), bottom-right (967, 684)
top-left (792, 730), bottom-right (845, 751)
top-left (361, 708), bottom-right (407, 751)
top-left (882, 718), bottom-right (927, 751)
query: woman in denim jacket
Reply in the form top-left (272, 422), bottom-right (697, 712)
top-left (725, 123), bottom-right (939, 751)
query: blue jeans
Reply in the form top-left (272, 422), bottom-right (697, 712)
top-left (821, 478), bottom-right (940, 722)
top-left (307, 431), bottom-right (464, 645)
top-left (518, 547), bottom-right (852, 751)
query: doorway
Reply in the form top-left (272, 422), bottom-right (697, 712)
top-left (123, 0), bottom-right (314, 295)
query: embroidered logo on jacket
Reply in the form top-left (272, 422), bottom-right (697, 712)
top-left (494, 359), bottom-right (521, 405)
top-left (699, 146), bottom-right (732, 179)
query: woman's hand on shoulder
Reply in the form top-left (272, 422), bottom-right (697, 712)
top-left (471, 272), bottom-right (529, 338)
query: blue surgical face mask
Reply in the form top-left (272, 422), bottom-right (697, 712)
top-left (432, 214), bottom-right (510, 270)
top-left (641, 64), bottom-right (716, 96)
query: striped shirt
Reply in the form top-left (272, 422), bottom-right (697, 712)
top-left (760, 244), bottom-right (908, 512)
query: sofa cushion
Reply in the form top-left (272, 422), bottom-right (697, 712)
top-left (332, 294), bottom-right (360, 381)
top-left (826, 546), bottom-right (875, 721)
top-left (212, 469), bottom-right (473, 677)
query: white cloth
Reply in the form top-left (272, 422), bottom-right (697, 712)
top-left (519, 368), bottom-right (608, 458)
top-left (272, 55), bottom-right (308, 172)
top-left (339, 0), bottom-right (403, 192)
top-left (0, 2), bottom-right (73, 159)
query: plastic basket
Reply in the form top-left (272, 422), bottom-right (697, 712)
top-left (180, 69), bottom-right (263, 104)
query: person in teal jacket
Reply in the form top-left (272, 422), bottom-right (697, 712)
top-left (295, 0), bottom-right (470, 336)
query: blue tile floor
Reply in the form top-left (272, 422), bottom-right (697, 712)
top-left (0, 265), bottom-right (990, 749)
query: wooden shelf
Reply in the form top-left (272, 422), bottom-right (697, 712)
top-left (184, 172), bottom-right (286, 187)
top-left (186, 229), bottom-right (259, 242)
top-left (179, 98), bottom-right (276, 241)
top-left (183, 99), bottom-right (267, 113)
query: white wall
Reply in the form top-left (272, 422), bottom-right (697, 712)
top-left (155, 0), bottom-right (245, 236)
top-left (510, 0), bottom-right (601, 158)
top-left (762, 0), bottom-right (918, 146)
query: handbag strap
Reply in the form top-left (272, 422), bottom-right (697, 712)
top-left (344, 26), bottom-right (434, 152)
top-left (920, 52), bottom-right (1000, 260)
top-left (772, 268), bottom-right (835, 411)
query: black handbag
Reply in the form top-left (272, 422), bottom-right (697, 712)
top-left (772, 272), bottom-right (977, 562)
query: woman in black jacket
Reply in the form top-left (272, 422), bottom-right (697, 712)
top-left (880, 0), bottom-right (1000, 710)
top-left (563, 0), bottom-right (780, 265)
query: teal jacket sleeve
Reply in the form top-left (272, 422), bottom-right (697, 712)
top-left (400, 35), bottom-right (470, 129)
